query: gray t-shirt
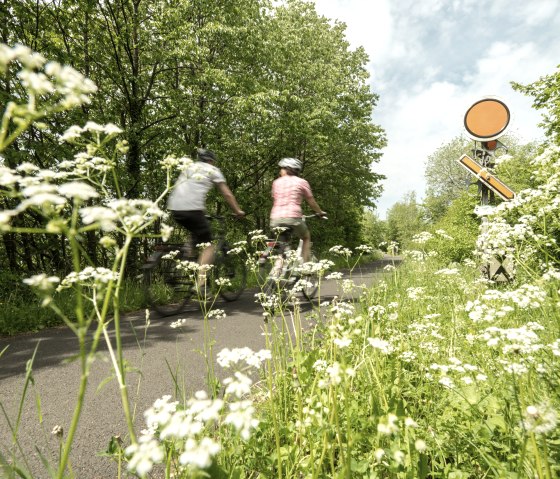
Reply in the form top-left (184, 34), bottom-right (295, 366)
top-left (167, 161), bottom-right (226, 211)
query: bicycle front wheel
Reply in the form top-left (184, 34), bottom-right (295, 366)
top-left (143, 255), bottom-right (194, 316)
top-left (213, 251), bottom-right (247, 301)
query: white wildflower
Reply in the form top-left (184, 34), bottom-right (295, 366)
top-left (224, 400), bottom-right (259, 440)
top-left (170, 318), bottom-right (187, 329)
top-left (412, 231), bottom-right (433, 244)
top-left (523, 402), bottom-right (558, 435)
top-left (374, 448), bottom-right (385, 461)
top-left (333, 336), bottom-right (352, 348)
top-left (125, 436), bottom-right (165, 477)
top-left (377, 414), bottom-right (399, 435)
top-left (393, 450), bottom-right (405, 464)
top-left (58, 181), bottom-right (98, 201)
top-left (217, 347), bottom-right (271, 369)
top-left (415, 439), bottom-right (427, 452)
top-left (208, 309), bottom-right (226, 320)
top-left (326, 272), bottom-right (344, 280)
top-left (329, 245), bottom-right (352, 257)
top-left (160, 224), bottom-right (173, 242)
top-left (179, 437), bottom-right (220, 469)
top-left (23, 274), bottom-right (60, 292)
top-left (223, 372), bottom-right (253, 398)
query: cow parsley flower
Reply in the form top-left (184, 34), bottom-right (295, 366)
top-left (23, 274), bottom-right (60, 291)
top-left (377, 414), bottom-right (399, 435)
top-left (223, 372), bottom-right (253, 398)
top-left (333, 336), bottom-right (352, 348)
top-left (412, 231), bottom-right (433, 244)
top-left (217, 347), bottom-right (271, 370)
top-left (179, 437), bottom-right (220, 469)
top-left (329, 245), bottom-right (352, 257)
top-left (224, 400), bottom-right (259, 440)
top-left (208, 309), bottom-right (226, 320)
top-left (125, 436), bottom-right (165, 477)
top-left (522, 402), bottom-right (558, 435)
top-left (58, 181), bottom-right (99, 201)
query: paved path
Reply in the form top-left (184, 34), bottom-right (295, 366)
top-left (0, 256), bottom-right (399, 478)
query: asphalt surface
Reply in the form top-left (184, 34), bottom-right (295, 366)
top-left (0, 256), bottom-right (399, 478)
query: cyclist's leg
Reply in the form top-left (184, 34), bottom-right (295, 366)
top-left (285, 218), bottom-right (310, 263)
top-left (190, 214), bottom-right (215, 288)
top-left (270, 218), bottom-right (293, 277)
top-left (171, 211), bottom-right (214, 287)
top-left (171, 210), bottom-right (196, 256)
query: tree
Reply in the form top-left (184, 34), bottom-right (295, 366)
top-left (386, 191), bottom-right (425, 248)
top-left (0, 0), bottom-right (386, 275)
top-left (512, 66), bottom-right (560, 145)
top-left (424, 136), bottom-right (472, 222)
top-left (424, 134), bottom-right (539, 222)
top-left (361, 209), bottom-right (387, 248)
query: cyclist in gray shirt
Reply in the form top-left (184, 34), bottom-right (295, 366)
top-left (168, 149), bottom-right (245, 288)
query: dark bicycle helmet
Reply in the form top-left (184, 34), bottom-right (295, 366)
top-left (278, 157), bottom-right (302, 172)
top-left (197, 148), bottom-right (217, 163)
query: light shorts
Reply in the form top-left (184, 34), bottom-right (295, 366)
top-left (270, 217), bottom-right (309, 240)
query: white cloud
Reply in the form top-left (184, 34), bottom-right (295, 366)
top-left (521, 1), bottom-right (559, 25)
top-left (314, 0), bottom-right (392, 60)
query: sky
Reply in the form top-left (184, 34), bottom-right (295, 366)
top-left (313, 0), bottom-right (560, 218)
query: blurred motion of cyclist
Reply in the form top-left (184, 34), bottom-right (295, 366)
top-left (167, 148), bottom-right (245, 288)
top-left (270, 157), bottom-right (326, 263)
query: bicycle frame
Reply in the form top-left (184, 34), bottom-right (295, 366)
top-left (143, 214), bottom-right (247, 315)
top-left (261, 214), bottom-right (322, 277)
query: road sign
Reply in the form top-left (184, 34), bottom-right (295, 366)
top-left (458, 153), bottom-right (515, 201)
top-left (464, 97), bottom-right (510, 141)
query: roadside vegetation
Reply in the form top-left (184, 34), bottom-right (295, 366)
top-left (2, 0), bottom-right (560, 476)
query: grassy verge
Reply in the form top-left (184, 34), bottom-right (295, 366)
top-left (0, 278), bottom-right (149, 336)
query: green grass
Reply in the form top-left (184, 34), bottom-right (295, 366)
top-left (0, 279), bottom-right (150, 336)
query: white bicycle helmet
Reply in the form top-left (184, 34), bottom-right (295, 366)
top-left (278, 157), bottom-right (302, 172)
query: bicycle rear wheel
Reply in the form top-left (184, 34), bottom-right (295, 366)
top-left (143, 253), bottom-right (194, 316)
top-left (300, 252), bottom-right (319, 301)
top-left (213, 250), bottom-right (247, 301)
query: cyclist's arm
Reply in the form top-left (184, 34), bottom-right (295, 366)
top-left (301, 180), bottom-right (326, 216)
top-left (216, 182), bottom-right (245, 216)
top-left (305, 195), bottom-right (326, 216)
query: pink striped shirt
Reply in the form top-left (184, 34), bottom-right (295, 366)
top-left (270, 175), bottom-right (313, 219)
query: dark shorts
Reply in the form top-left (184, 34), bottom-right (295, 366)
top-left (171, 210), bottom-right (212, 245)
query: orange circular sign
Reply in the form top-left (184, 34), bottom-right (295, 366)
top-left (464, 98), bottom-right (510, 141)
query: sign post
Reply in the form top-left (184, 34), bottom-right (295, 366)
top-left (460, 97), bottom-right (515, 281)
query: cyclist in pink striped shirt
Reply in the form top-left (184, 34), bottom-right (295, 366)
top-left (270, 158), bottom-right (326, 262)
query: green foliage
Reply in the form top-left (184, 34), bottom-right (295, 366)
top-left (478, 146), bottom-right (560, 278)
top-left (424, 136), bottom-right (473, 222)
top-left (1, 0), bottom-right (385, 278)
top-left (423, 134), bottom-right (540, 223)
top-left (427, 192), bottom-right (479, 263)
top-left (513, 65), bottom-right (560, 145)
top-left (386, 191), bottom-right (426, 249)
top-left (361, 208), bottom-right (387, 249)
top-left (0, 278), bottom-right (149, 336)
top-left (494, 139), bottom-right (540, 193)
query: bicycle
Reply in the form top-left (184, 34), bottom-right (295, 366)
top-left (142, 215), bottom-right (247, 316)
top-left (258, 214), bottom-right (327, 302)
